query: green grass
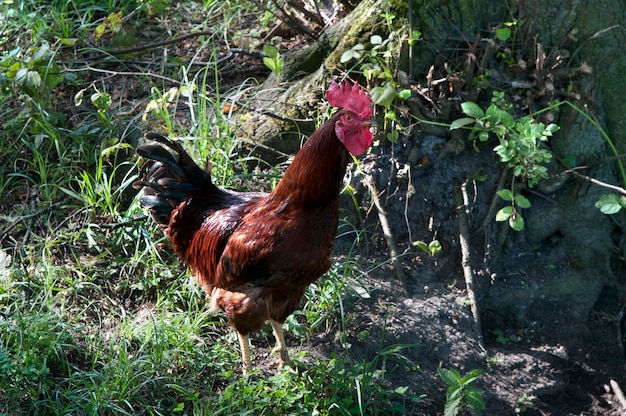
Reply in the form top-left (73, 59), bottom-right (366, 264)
top-left (0, 1), bottom-right (421, 415)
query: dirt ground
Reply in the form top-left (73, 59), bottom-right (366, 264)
top-left (305, 136), bottom-right (626, 415)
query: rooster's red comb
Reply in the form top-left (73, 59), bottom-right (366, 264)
top-left (326, 81), bottom-right (373, 120)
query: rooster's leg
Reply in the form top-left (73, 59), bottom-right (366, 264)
top-left (270, 319), bottom-right (291, 366)
top-left (237, 332), bottom-right (252, 374)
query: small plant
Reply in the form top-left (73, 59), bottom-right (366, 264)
top-left (143, 85), bottom-right (181, 128)
top-left (94, 11), bottom-right (124, 41)
top-left (413, 239), bottom-right (442, 256)
top-left (451, 91), bottom-right (559, 230)
top-left (0, 41), bottom-right (68, 100)
top-left (495, 189), bottom-right (530, 231)
top-left (438, 367), bottom-right (485, 416)
top-left (262, 44), bottom-right (284, 78)
top-left (515, 393), bottom-right (536, 414)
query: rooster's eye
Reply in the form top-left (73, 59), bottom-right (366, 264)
top-left (343, 114), bottom-right (352, 122)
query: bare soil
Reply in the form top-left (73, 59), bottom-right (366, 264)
top-left (314, 138), bottom-right (626, 415)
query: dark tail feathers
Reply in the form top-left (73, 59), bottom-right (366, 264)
top-left (133, 133), bottom-right (216, 228)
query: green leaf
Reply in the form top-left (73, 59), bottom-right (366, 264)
top-left (546, 123), bottom-right (560, 134)
top-left (386, 129), bottom-right (399, 143)
top-left (486, 104), bottom-right (514, 128)
top-left (95, 23), bottom-right (107, 40)
top-left (437, 368), bottom-right (460, 386)
top-left (595, 194), bottom-right (624, 215)
top-left (509, 212), bottom-right (525, 231)
top-left (370, 82), bottom-right (397, 109)
top-left (450, 117), bottom-right (476, 130)
top-left (443, 395), bottom-right (462, 416)
top-left (461, 368), bottom-right (483, 384)
top-left (32, 44), bottom-right (50, 62)
top-left (496, 189), bottom-right (514, 201)
top-left (461, 102), bottom-right (484, 118)
top-left (340, 50), bottom-right (355, 63)
top-left (385, 110), bottom-right (397, 121)
top-left (370, 34), bottom-right (383, 45)
top-left (74, 89), bottom-right (84, 106)
top-left (263, 57), bottom-right (276, 72)
top-left (464, 388), bottom-right (485, 414)
top-left (495, 206), bottom-right (513, 221)
top-left (428, 240), bottom-right (442, 255)
top-left (413, 241), bottom-right (428, 253)
top-left (396, 89), bottom-right (412, 100)
top-left (263, 44), bottom-right (279, 59)
top-left (495, 27), bottom-right (511, 41)
top-left (514, 194), bottom-right (531, 209)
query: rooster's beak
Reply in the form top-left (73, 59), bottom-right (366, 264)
top-left (363, 119), bottom-right (378, 128)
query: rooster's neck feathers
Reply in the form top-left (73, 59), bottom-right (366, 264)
top-left (270, 112), bottom-right (347, 210)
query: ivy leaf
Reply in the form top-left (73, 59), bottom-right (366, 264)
top-left (496, 27), bottom-right (511, 41)
top-left (370, 82), bottom-right (396, 109)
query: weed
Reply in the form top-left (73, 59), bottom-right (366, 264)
top-left (451, 91), bottom-right (559, 230)
top-left (438, 367), bottom-right (485, 416)
top-left (413, 239), bottom-right (442, 256)
top-left (262, 44), bottom-right (284, 78)
top-left (515, 393), bottom-right (536, 414)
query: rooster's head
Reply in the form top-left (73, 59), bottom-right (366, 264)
top-left (326, 81), bottom-right (375, 156)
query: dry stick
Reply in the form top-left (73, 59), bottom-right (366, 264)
top-left (362, 173), bottom-right (409, 290)
top-left (567, 169), bottom-right (626, 196)
top-left (610, 379), bottom-right (626, 413)
top-left (86, 30), bottom-right (215, 61)
top-left (454, 180), bottom-right (484, 348)
top-left (0, 203), bottom-right (61, 243)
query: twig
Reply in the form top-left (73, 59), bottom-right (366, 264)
top-left (566, 168), bottom-right (626, 196)
top-left (610, 379), bottom-right (626, 413)
top-left (286, 0), bottom-right (325, 27)
top-left (63, 64), bottom-right (180, 83)
top-left (85, 30), bottom-right (215, 61)
top-left (0, 203), bottom-right (61, 243)
top-left (269, 0), bottom-right (318, 40)
top-left (454, 180), bottom-right (484, 348)
top-left (362, 172), bottom-right (409, 291)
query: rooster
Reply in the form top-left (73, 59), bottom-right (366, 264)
top-left (134, 81), bottom-right (374, 373)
